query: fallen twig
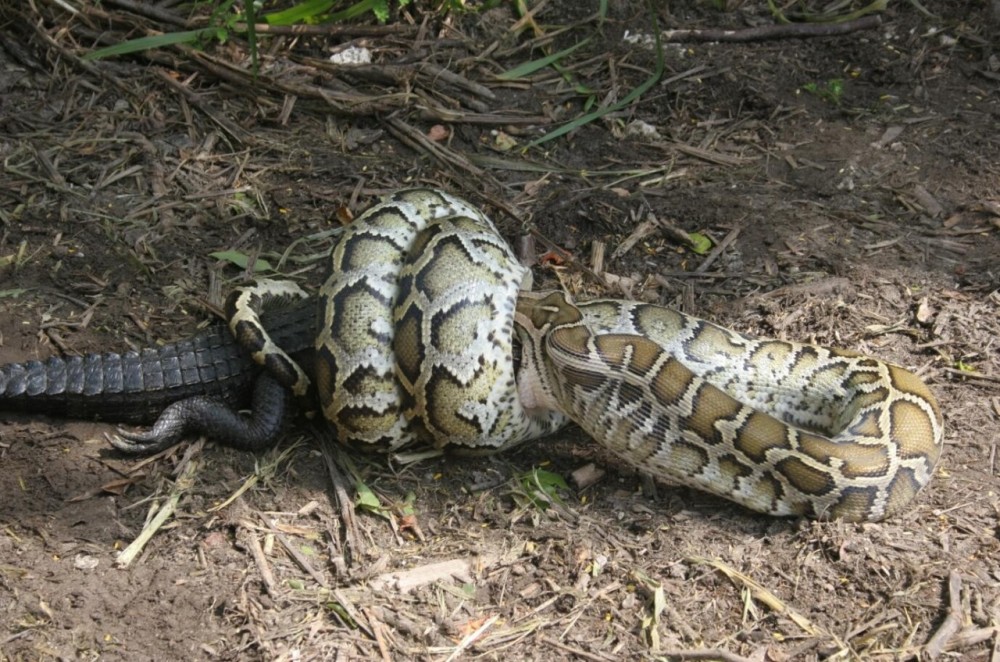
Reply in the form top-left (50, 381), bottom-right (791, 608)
top-left (688, 555), bottom-right (846, 652)
top-left (696, 225), bottom-right (742, 273)
top-left (231, 22), bottom-right (416, 37)
top-left (658, 649), bottom-right (753, 662)
top-left (444, 614), bottom-right (499, 662)
top-left (239, 524), bottom-right (278, 594)
top-left (943, 367), bottom-right (1000, 385)
top-left (661, 14), bottom-right (881, 43)
top-left (117, 456), bottom-right (200, 567)
top-left (924, 571), bottom-right (964, 659)
top-left (385, 116), bottom-right (485, 178)
top-left (316, 425), bottom-right (365, 565)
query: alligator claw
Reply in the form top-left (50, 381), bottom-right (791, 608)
top-left (106, 373), bottom-right (289, 454)
top-left (108, 429), bottom-right (181, 455)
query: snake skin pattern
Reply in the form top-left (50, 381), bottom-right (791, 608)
top-left (230, 189), bottom-right (566, 451)
top-left (515, 291), bottom-right (943, 521)
top-left (231, 189), bottom-right (944, 521)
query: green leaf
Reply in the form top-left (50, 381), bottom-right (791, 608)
top-left (519, 467), bottom-right (569, 511)
top-left (371, 0), bottom-right (390, 23)
top-left (328, 0), bottom-right (390, 23)
top-left (687, 232), bottom-right (713, 255)
top-left (209, 251), bottom-right (274, 273)
top-left (355, 479), bottom-right (385, 515)
top-left (0, 289), bottom-right (26, 298)
top-left (803, 79), bottom-right (844, 105)
top-left (325, 601), bottom-right (357, 626)
top-left (399, 491), bottom-right (416, 517)
top-left (83, 29), bottom-right (219, 60)
top-left (531, 468), bottom-right (569, 494)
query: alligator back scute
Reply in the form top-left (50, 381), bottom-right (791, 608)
top-left (0, 297), bottom-right (319, 426)
top-left (0, 329), bottom-right (261, 424)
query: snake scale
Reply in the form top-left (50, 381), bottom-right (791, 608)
top-left (0, 189), bottom-right (944, 521)
top-left (218, 189), bottom-right (943, 522)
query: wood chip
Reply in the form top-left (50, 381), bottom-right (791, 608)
top-left (913, 184), bottom-right (945, 217)
top-left (369, 558), bottom-right (477, 593)
top-left (571, 463), bottom-right (606, 490)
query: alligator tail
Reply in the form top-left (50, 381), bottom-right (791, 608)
top-left (0, 297), bottom-right (318, 431)
top-left (0, 325), bottom-right (259, 424)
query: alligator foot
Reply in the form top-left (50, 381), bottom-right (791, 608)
top-left (111, 373), bottom-right (289, 454)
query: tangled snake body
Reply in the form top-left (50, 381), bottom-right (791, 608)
top-left (231, 189), bottom-right (944, 521)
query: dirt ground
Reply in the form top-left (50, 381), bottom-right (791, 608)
top-left (1, 1), bottom-right (999, 660)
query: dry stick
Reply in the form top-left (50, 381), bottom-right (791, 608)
top-left (331, 590), bottom-right (377, 640)
top-left (240, 525), bottom-right (278, 594)
top-left (946, 627), bottom-right (1000, 652)
top-left (672, 142), bottom-right (751, 167)
top-left (27, 16), bottom-right (134, 97)
top-left (658, 650), bottom-right (754, 662)
top-left (360, 607), bottom-right (392, 662)
top-left (417, 62), bottom-right (497, 101)
top-left (924, 571), bottom-right (964, 659)
top-left (120, 131), bottom-right (176, 227)
top-left (942, 367), bottom-right (1000, 385)
top-left (0, 25), bottom-right (45, 72)
top-left (101, 0), bottom-right (193, 27)
top-left (661, 14), bottom-right (881, 43)
top-left (153, 67), bottom-right (254, 144)
top-left (539, 635), bottom-right (616, 662)
top-left (316, 427), bottom-right (364, 565)
top-left (263, 517), bottom-right (330, 589)
top-left (443, 615), bottom-right (499, 662)
top-left (304, 59), bottom-right (492, 103)
top-left (417, 107), bottom-right (549, 125)
top-left (116, 457), bottom-right (201, 567)
top-left (695, 225), bottom-right (742, 273)
top-left (188, 49), bottom-right (403, 117)
top-left (232, 22), bottom-right (416, 37)
top-left (172, 41), bottom-right (513, 126)
top-left (384, 116), bottom-right (485, 178)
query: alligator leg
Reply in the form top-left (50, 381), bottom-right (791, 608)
top-left (110, 372), bottom-right (289, 454)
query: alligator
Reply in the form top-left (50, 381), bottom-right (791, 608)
top-left (0, 297), bottom-right (320, 454)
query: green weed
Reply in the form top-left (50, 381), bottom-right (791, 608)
top-left (802, 79), bottom-right (844, 105)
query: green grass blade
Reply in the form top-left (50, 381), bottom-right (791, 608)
top-left (326, 0), bottom-right (383, 23)
top-left (83, 29), bottom-right (218, 60)
top-left (244, 0), bottom-right (258, 73)
top-left (264, 0), bottom-right (337, 26)
top-left (526, 0), bottom-right (663, 148)
top-left (266, 0), bottom-right (382, 25)
top-left (498, 38), bottom-right (590, 80)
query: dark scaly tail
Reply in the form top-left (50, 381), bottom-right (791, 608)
top-left (0, 297), bottom-right (319, 453)
top-left (0, 325), bottom-right (259, 423)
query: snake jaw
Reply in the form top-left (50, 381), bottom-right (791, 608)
top-left (513, 291), bottom-right (572, 417)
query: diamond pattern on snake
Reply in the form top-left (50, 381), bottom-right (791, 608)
top-left (0, 189), bottom-right (944, 521)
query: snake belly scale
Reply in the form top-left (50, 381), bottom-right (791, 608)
top-left (230, 189), bottom-right (944, 522)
